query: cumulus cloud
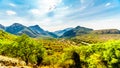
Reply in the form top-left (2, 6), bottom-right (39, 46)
top-left (29, 0), bottom-right (62, 16)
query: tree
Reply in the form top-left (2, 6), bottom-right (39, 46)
top-left (15, 34), bottom-right (46, 65)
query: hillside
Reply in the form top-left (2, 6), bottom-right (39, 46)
top-left (54, 28), bottom-right (73, 36)
top-left (1, 29), bottom-right (120, 67)
top-left (71, 34), bottom-right (120, 45)
top-left (0, 24), bottom-right (5, 30)
top-left (69, 29), bottom-right (120, 45)
top-left (0, 30), bottom-right (16, 40)
top-left (60, 26), bottom-right (93, 38)
top-left (18, 27), bottom-right (39, 37)
top-left (91, 29), bottom-right (120, 34)
top-left (0, 55), bottom-right (27, 67)
top-left (0, 30), bottom-right (74, 67)
top-left (61, 28), bottom-right (120, 38)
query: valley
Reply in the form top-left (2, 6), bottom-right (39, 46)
top-left (1, 24), bottom-right (120, 68)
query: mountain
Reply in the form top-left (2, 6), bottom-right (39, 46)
top-left (54, 28), bottom-right (73, 36)
top-left (60, 26), bottom-right (93, 38)
top-left (29, 25), bottom-right (47, 35)
top-left (0, 23), bottom-right (58, 38)
top-left (17, 27), bottom-right (39, 37)
top-left (91, 29), bottom-right (120, 34)
top-left (45, 31), bottom-right (58, 38)
top-left (0, 24), bottom-right (5, 30)
top-left (2, 23), bottom-right (120, 38)
top-left (28, 25), bottom-right (58, 38)
top-left (6, 23), bottom-right (26, 34)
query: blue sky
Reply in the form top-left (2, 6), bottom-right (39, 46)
top-left (0, 0), bottom-right (120, 31)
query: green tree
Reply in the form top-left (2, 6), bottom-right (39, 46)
top-left (15, 34), bottom-right (46, 65)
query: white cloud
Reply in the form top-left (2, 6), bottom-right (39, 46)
top-left (30, 9), bottom-right (41, 15)
top-left (79, 18), bottom-right (120, 30)
top-left (9, 3), bottom-right (16, 7)
top-left (30, 0), bottom-right (62, 16)
top-left (6, 10), bottom-right (16, 15)
top-left (30, 8), bottom-right (48, 16)
top-left (38, 0), bottom-right (61, 10)
top-left (105, 3), bottom-right (111, 7)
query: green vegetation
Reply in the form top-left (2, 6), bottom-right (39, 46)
top-left (91, 29), bottom-right (120, 34)
top-left (1, 30), bottom-right (120, 68)
top-left (0, 30), bottom-right (46, 66)
top-left (71, 34), bottom-right (120, 45)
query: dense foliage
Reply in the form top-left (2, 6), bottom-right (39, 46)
top-left (1, 30), bottom-right (120, 68)
top-left (61, 40), bottom-right (120, 68)
top-left (0, 32), bottom-right (46, 65)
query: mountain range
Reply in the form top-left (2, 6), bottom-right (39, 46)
top-left (0, 23), bottom-right (58, 38)
top-left (1, 23), bottom-right (120, 38)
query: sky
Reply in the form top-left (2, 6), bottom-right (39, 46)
top-left (0, 0), bottom-right (120, 31)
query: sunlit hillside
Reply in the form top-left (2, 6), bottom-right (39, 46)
top-left (0, 30), bottom-right (120, 68)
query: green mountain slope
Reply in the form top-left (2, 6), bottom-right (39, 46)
top-left (0, 30), bottom-right (16, 40)
top-left (91, 29), bottom-right (120, 34)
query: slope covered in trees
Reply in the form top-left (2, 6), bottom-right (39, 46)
top-left (1, 30), bottom-right (120, 68)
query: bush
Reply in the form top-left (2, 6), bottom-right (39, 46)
top-left (0, 34), bottom-right (46, 65)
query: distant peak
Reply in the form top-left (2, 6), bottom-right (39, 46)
top-left (0, 24), bottom-right (4, 26)
top-left (0, 24), bottom-right (5, 30)
top-left (29, 25), bottom-right (44, 31)
top-left (29, 25), bottom-right (41, 28)
top-left (75, 26), bottom-right (81, 29)
top-left (13, 23), bottom-right (20, 25)
top-left (12, 23), bottom-right (23, 26)
top-left (33, 25), bottom-right (40, 27)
